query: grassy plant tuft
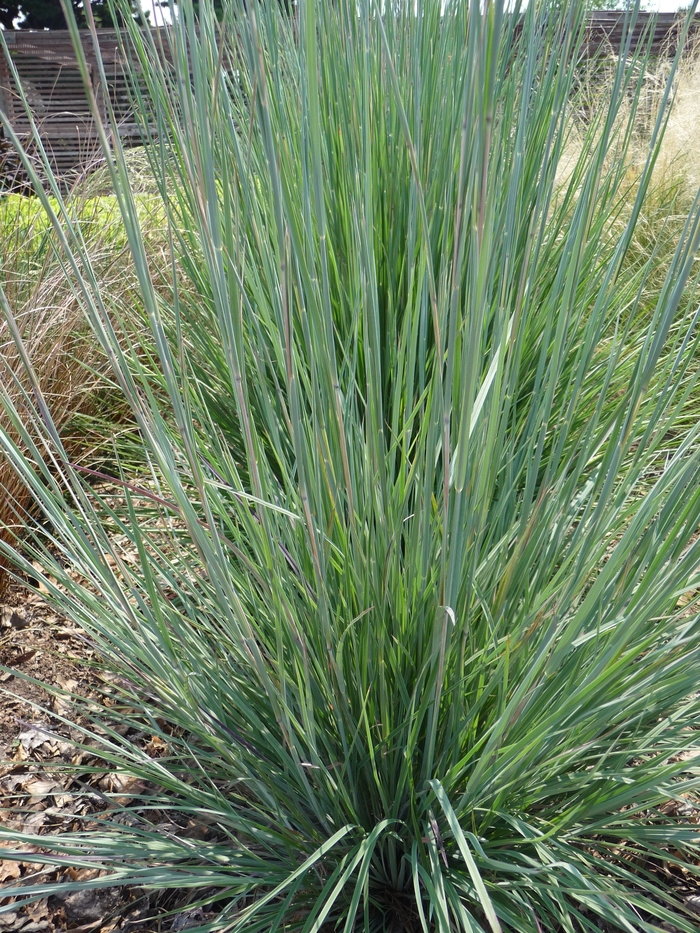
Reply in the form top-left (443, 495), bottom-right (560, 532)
top-left (2, 2), bottom-right (700, 931)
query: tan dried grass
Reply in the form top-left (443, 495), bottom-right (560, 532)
top-left (657, 44), bottom-right (700, 200)
top-left (559, 42), bottom-right (700, 203)
top-left (0, 198), bottom-right (159, 596)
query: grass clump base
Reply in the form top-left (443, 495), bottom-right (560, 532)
top-left (1, 2), bottom-right (700, 932)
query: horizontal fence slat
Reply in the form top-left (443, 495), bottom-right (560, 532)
top-left (1, 28), bottom-right (139, 187)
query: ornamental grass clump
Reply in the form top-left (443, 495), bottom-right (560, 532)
top-left (2, 2), bottom-right (700, 931)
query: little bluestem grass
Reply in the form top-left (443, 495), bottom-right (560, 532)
top-left (2, 2), bottom-right (700, 931)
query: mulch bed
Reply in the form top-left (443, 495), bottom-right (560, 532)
top-left (0, 579), bottom-right (214, 933)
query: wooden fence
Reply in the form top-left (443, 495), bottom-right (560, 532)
top-left (0, 29), bottom-right (138, 183)
top-left (581, 10), bottom-right (700, 57)
top-left (1, 12), bottom-right (700, 186)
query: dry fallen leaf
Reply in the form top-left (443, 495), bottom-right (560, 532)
top-left (0, 608), bottom-right (28, 630)
top-left (0, 859), bottom-right (21, 882)
top-left (22, 810), bottom-right (48, 831)
top-left (98, 773), bottom-right (146, 806)
top-left (144, 734), bottom-right (168, 756)
top-left (25, 899), bottom-right (50, 922)
top-left (18, 726), bottom-right (52, 752)
top-left (23, 777), bottom-right (63, 798)
top-left (52, 678), bottom-right (79, 718)
top-left (13, 649), bottom-right (39, 666)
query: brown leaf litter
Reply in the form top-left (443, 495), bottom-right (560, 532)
top-left (0, 578), bottom-right (216, 933)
